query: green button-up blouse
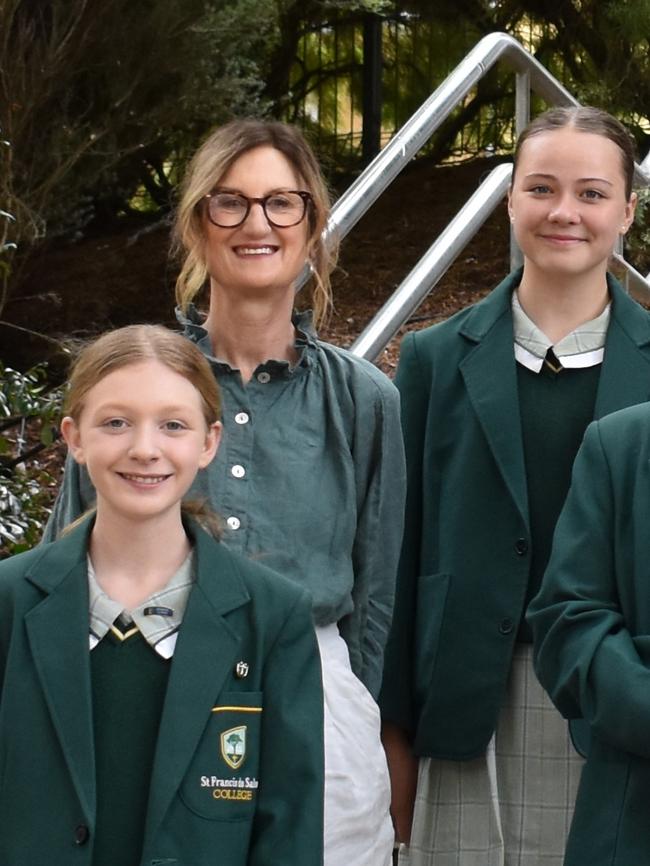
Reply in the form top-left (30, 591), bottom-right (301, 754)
top-left (42, 311), bottom-right (406, 697)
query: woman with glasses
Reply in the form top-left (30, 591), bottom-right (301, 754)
top-left (44, 119), bottom-right (406, 866)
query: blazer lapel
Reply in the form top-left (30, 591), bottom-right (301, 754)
top-left (24, 525), bottom-right (96, 823)
top-left (594, 282), bottom-right (650, 418)
top-left (144, 528), bottom-right (250, 841)
top-left (459, 277), bottom-right (529, 528)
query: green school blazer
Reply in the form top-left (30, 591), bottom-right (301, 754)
top-left (0, 518), bottom-right (324, 866)
top-left (380, 270), bottom-right (650, 759)
top-left (529, 403), bottom-right (650, 865)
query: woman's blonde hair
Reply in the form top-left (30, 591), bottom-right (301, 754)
top-left (172, 119), bottom-right (338, 328)
top-left (62, 324), bottom-right (224, 538)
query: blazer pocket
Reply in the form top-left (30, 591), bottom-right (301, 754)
top-left (414, 573), bottom-right (450, 709)
top-left (179, 691), bottom-right (264, 821)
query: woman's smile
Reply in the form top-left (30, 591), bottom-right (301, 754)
top-left (204, 146), bottom-right (309, 299)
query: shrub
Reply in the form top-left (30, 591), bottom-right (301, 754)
top-left (0, 363), bottom-right (63, 556)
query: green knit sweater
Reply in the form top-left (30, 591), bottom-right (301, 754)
top-left (517, 360), bottom-right (601, 640)
top-left (91, 628), bottom-right (170, 866)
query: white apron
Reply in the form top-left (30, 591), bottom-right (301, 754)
top-left (317, 624), bottom-right (393, 866)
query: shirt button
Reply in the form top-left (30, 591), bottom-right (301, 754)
top-left (74, 824), bottom-right (90, 846)
top-left (499, 618), bottom-right (514, 635)
top-left (227, 516), bottom-right (241, 530)
top-left (257, 371), bottom-right (271, 384)
top-left (231, 464), bottom-right (246, 478)
top-left (514, 538), bottom-right (528, 556)
top-left (235, 412), bottom-right (250, 425)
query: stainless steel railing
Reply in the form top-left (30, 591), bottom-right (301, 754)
top-left (326, 32), bottom-right (578, 245)
top-left (350, 163), bottom-right (513, 360)
top-left (314, 30), bottom-right (650, 360)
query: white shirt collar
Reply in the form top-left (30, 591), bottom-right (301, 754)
top-left (511, 291), bottom-right (610, 373)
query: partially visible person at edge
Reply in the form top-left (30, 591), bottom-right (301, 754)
top-left (379, 106), bottom-right (648, 865)
top-left (42, 119), bottom-right (406, 866)
top-left (528, 391), bottom-right (650, 865)
top-left (0, 324), bottom-right (324, 865)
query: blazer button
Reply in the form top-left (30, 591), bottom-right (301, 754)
top-left (514, 538), bottom-right (528, 556)
top-left (499, 618), bottom-right (514, 635)
top-left (74, 824), bottom-right (90, 846)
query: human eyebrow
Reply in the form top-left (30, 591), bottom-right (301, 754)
top-left (522, 173), bottom-right (614, 187)
top-left (93, 402), bottom-right (131, 415)
top-left (93, 402), bottom-right (191, 416)
top-left (578, 177), bottom-right (614, 186)
top-left (522, 173), bottom-right (556, 181)
top-left (213, 185), bottom-right (298, 196)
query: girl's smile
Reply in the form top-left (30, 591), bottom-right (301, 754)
top-left (61, 359), bottom-right (220, 527)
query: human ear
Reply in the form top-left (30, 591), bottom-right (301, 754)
top-left (620, 192), bottom-right (637, 234)
top-left (198, 421), bottom-right (222, 469)
top-left (507, 187), bottom-right (515, 223)
top-left (60, 416), bottom-right (86, 465)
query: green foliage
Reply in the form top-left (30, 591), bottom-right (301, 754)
top-left (287, 0), bottom-right (650, 173)
top-left (0, 364), bottom-right (62, 429)
top-left (0, 465), bottom-right (59, 556)
top-left (0, 0), bottom-right (400, 263)
top-left (0, 364), bottom-right (63, 557)
top-left (0, 130), bottom-right (16, 315)
top-left (0, 1), bottom-right (283, 252)
top-left (626, 186), bottom-right (650, 276)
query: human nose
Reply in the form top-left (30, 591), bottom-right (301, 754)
top-left (548, 192), bottom-right (580, 223)
top-left (127, 425), bottom-right (160, 461)
top-left (241, 200), bottom-right (272, 233)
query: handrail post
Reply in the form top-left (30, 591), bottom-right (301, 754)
top-left (510, 70), bottom-right (530, 271)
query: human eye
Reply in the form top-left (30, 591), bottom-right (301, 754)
top-left (527, 184), bottom-right (551, 195)
top-left (581, 188), bottom-right (606, 201)
top-left (266, 193), bottom-right (295, 210)
top-left (163, 419), bottom-right (188, 432)
top-left (214, 193), bottom-right (246, 212)
top-left (101, 417), bottom-right (128, 431)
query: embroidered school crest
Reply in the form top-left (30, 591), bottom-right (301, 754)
top-left (221, 726), bottom-right (247, 770)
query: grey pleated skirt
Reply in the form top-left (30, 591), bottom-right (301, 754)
top-left (399, 644), bottom-right (584, 866)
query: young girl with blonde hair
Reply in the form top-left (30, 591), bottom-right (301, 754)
top-left (0, 324), bottom-right (324, 866)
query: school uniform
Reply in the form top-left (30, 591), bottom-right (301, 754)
top-left (529, 402), bottom-right (650, 865)
top-left (0, 517), bottom-right (324, 866)
top-left (379, 269), bottom-right (650, 864)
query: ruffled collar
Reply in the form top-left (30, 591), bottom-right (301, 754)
top-left (175, 305), bottom-right (319, 376)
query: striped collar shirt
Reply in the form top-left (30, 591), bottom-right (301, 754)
top-left (87, 553), bottom-right (193, 659)
top-left (512, 290), bottom-right (610, 373)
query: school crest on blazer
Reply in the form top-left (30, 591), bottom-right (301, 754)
top-left (221, 725), bottom-right (247, 769)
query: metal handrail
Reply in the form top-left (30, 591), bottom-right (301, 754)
top-left (612, 254), bottom-right (650, 302)
top-left (642, 151), bottom-right (650, 174)
top-left (324, 30), bottom-right (650, 360)
top-left (348, 161), bottom-right (650, 360)
top-left (326, 32), bottom-right (578, 245)
top-left (351, 163), bottom-right (513, 360)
